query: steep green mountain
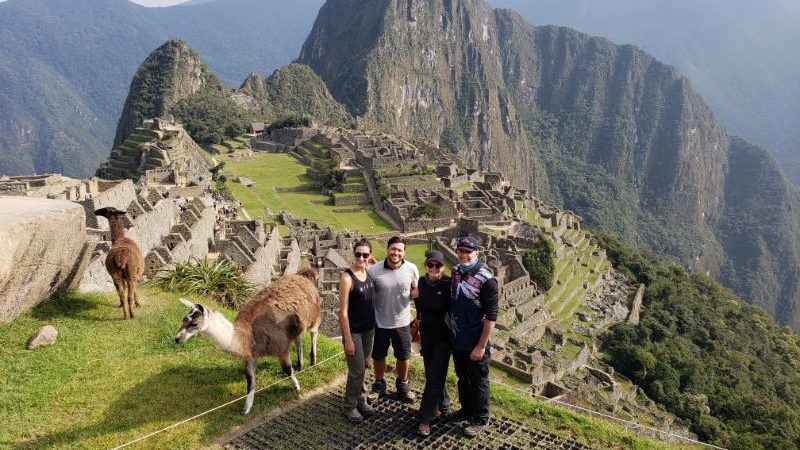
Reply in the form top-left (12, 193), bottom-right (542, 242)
top-left (598, 233), bottom-right (800, 450)
top-left (488, 0), bottom-right (800, 184)
top-left (114, 42), bottom-right (348, 147)
top-left (297, 0), bottom-right (800, 329)
top-left (263, 63), bottom-right (352, 127)
top-left (114, 39), bottom-right (224, 147)
top-left (0, 0), bottom-right (323, 178)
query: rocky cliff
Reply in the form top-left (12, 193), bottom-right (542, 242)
top-left (298, 0), bottom-right (800, 328)
top-left (114, 39), bottom-right (223, 148)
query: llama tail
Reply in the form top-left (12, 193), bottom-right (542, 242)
top-left (295, 267), bottom-right (318, 284)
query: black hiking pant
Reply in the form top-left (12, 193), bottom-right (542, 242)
top-left (417, 337), bottom-right (451, 424)
top-left (452, 346), bottom-right (490, 425)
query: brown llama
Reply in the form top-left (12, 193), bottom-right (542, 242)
top-left (174, 268), bottom-right (322, 414)
top-left (94, 207), bottom-right (144, 319)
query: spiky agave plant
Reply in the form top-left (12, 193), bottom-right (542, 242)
top-left (154, 259), bottom-right (257, 309)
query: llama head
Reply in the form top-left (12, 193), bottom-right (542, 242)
top-left (94, 207), bottom-right (127, 218)
top-left (175, 298), bottom-right (209, 344)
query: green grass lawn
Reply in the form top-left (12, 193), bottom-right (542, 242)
top-left (0, 286), bottom-right (345, 449)
top-left (222, 153), bottom-right (394, 236)
top-left (1, 286), bottom-right (699, 450)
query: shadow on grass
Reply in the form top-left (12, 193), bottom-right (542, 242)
top-left (29, 289), bottom-right (116, 322)
top-left (15, 365), bottom-right (296, 449)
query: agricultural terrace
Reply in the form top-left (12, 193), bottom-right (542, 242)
top-left (222, 152), bottom-right (393, 236)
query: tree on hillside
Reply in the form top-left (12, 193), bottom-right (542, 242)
top-left (521, 234), bottom-right (555, 290)
top-left (409, 202), bottom-right (442, 250)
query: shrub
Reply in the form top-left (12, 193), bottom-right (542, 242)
top-left (153, 259), bottom-right (256, 309)
top-left (521, 234), bottom-right (555, 290)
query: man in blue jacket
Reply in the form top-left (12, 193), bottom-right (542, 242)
top-left (447, 236), bottom-right (498, 437)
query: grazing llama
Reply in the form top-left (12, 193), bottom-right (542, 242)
top-left (95, 207), bottom-right (144, 319)
top-left (175, 268), bottom-right (322, 414)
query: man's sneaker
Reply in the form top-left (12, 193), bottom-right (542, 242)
top-left (344, 407), bottom-right (364, 423)
top-left (357, 401), bottom-right (376, 417)
top-left (396, 379), bottom-right (417, 403)
top-left (371, 379), bottom-right (387, 396)
top-left (463, 420), bottom-right (489, 438)
top-left (417, 422), bottom-right (431, 437)
top-left (446, 408), bottom-right (470, 423)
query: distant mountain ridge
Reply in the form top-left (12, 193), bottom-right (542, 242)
top-left (297, 0), bottom-right (800, 328)
top-left (486, 0), bottom-right (800, 184)
top-left (0, 0), bottom-right (324, 178)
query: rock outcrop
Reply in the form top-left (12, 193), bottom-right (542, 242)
top-left (0, 197), bottom-right (87, 322)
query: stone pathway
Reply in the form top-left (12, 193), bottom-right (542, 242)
top-left (225, 387), bottom-right (592, 450)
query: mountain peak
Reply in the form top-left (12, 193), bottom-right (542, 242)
top-left (113, 39), bottom-right (221, 147)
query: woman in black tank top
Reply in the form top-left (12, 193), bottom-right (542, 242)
top-left (338, 239), bottom-right (377, 423)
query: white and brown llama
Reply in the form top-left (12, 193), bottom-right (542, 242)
top-left (94, 206), bottom-right (144, 319)
top-left (174, 268), bottom-right (321, 414)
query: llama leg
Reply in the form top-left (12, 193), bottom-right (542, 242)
top-left (310, 328), bottom-right (318, 366)
top-left (111, 272), bottom-right (129, 319)
top-left (126, 278), bottom-right (135, 319)
top-left (132, 280), bottom-right (140, 307)
top-left (243, 358), bottom-right (256, 415)
top-left (295, 336), bottom-right (303, 371)
top-left (280, 352), bottom-right (300, 391)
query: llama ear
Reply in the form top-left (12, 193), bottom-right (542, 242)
top-left (179, 298), bottom-right (195, 309)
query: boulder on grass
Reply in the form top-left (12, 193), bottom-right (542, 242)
top-left (26, 325), bottom-right (58, 349)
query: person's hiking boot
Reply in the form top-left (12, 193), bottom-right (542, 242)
top-left (396, 378), bottom-right (416, 403)
top-left (357, 401), bottom-right (376, 418)
top-left (371, 379), bottom-right (387, 396)
top-left (417, 422), bottom-right (432, 437)
top-left (446, 408), bottom-right (470, 423)
top-left (344, 407), bottom-right (364, 423)
top-left (463, 419), bottom-right (489, 437)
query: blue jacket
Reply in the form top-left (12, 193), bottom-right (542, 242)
top-left (448, 261), bottom-right (499, 351)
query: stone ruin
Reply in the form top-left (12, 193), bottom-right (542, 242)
top-left (95, 116), bottom-right (213, 185)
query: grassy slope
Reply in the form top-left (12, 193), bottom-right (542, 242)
top-left (0, 286), bottom-right (697, 450)
top-left (0, 286), bottom-right (345, 449)
top-left (222, 153), bottom-right (393, 235)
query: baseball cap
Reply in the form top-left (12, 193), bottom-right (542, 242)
top-left (456, 236), bottom-right (478, 252)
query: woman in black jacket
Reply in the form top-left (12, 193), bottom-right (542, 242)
top-left (415, 249), bottom-right (453, 436)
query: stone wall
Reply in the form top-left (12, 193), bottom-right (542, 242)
top-left (0, 197), bottom-right (87, 322)
top-left (79, 180), bottom-right (137, 229)
top-left (79, 198), bottom-right (181, 292)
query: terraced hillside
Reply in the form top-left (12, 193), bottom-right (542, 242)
top-left (221, 144), bottom-right (392, 235)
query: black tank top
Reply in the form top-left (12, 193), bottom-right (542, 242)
top-left (346, 269), bottom-right (376, 333)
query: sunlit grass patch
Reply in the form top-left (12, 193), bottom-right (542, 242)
top-left (0, 286), bottom-right (345, 449)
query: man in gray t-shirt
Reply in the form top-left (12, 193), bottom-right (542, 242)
top-left (368, 236), bottom-right (419, 402)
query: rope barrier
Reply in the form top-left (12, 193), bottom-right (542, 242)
top-left (491, 379), bottom-right (727, 450)
top-left (109, 350), bottom-right (345, 450)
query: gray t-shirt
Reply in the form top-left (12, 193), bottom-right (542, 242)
top-left (368, 259), bottom-right (420, 329)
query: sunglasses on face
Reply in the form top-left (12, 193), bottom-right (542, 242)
top-left (354, 252), bottom-right (371, 259)
top-left (425, 262), bottom-right (443, 269)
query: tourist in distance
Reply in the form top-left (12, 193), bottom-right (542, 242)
top-left (447, 236), bottom-right (498, 437)
top-left (415, 249), bottom-right (453, 437)
top-left (338, 239), bottom-right (378, 423)
top-left (368, 236), bottom-right (420, 402)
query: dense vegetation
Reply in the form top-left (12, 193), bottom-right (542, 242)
top-left (597, 232), bottom-right (800, 450)
top-left (520, 233), bottom-right (555, 291)
top-left (172, 88), bottom-right (258, 145)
